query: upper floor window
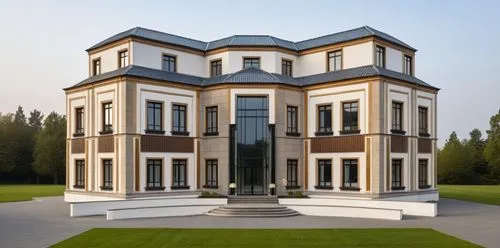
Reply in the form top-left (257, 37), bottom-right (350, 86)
top-left (328, 50), bottom-right (342, 71)
top-left (210, 59), bottom-right (222, 77)
top-left (146, 101), bottom-right (163, 134)
top-left (316, 105), bottom-right (332, 135)
top-left (286, 106), bottom-right (299, 136)
top-left (287, 159), bottom-right (298, 187)
top-left (418, 159), bottom-right (429, 189)
top-left (282, 59), bottom-right (292, 76)
top-left (162, 55), bottom-right (177, 72)
top-left (92, 58), bottom-right (101, 76)
top-left (205, 106), bottom-right (218, 135)
top-left (342, 159), bottom-right (359, 189)
top-left (375, 46), bottom-right (385, 68)
top-left (404, 55), bottom-right (412, 75)
top-left (172, 104), bottom-right (188, 135)
top-left (391, 101), bottom-right (404, 134)
top-left (118, 50), bottom-right (128, 68)
top-left (419, 106), bottom-right (429, 136)
top-left (101, 102), bottom-right (113, 134)
top-left (342, 101), bottom-right (359, 133)
top-left (391, 159), bottom-right (403, 190)
top-left (172, 159), bottom-right (188, 188)
top-left (243, 57), bottom-right (260, 69)
top-left (205, 159), bottom-right (218, 188)
top-left (316, 159), bottom-right (332, 189)
top-left (74, 160), bottom-right (85, 189)
top-left (146, 159), bottom-right (163, 190)
top-left (101, 159), bottom-right (113, 190)
top-left (74, 107), bottom-right (84, 136)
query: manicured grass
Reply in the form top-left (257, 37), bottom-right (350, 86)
top-left (0, 184), bottom-right (65, 203)
top-left (439, 185), bottom-right (500, 206)
top-left (52, 228), bottom-right (480, 248)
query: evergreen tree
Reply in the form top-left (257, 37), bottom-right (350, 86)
top-left (465, 129), bottom-right (489, 183)
top-left (438, 132), bottom-right (474, 184)
top-left (28, 109), bottom-right (44, 131)
top-left (0, 114), bottom-right (17, 175)
top-left (484, 110), bottom-right (500, 183)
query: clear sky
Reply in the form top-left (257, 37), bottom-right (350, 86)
top-left (0, 0), bottom-right (498, 146)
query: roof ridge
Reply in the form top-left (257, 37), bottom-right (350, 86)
top-left (363, 26), bottom-right (376, 35)
top-left (372, 65), bottom-right (381, 74)
top-left (133, 26), bottom-right (208, 44)
top-left (295, 26), bottom-right (367, 44)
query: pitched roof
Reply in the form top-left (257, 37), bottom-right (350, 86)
top-left (65, 65), bottom-right (438, 91)
top-left (87, 26), bottom-right (416, 52)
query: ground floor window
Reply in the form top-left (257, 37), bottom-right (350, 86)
top-left (316, 159), bottom-right (332, 189)
top-left (205, 159), bottom-right (218, 187)
top-left (101, 159), bottom-right (113, 190)
top-left (391, 159), bottom-right (403, 189)
top-left (172, 159), bottom-right (188, 188)
top-left (74, 160), bottom-right (85, 189)
top-left (418, 159), bottom-right (429, 189)
top-left (287, 159), bottom-right (298, 187)
top-left (146, 159), bottom-right (163, 190)
top-left (342, 159), bottom-right (359, 190)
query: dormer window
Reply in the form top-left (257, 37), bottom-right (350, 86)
top-left (404, 55), bottom-right (412, 75)
top-left (375, 46), bottom-right (385, 68)
top-left (118, 50), bottom-right (128, 68)
top-left (92, 58), bottom-right (101, 76)
top-left (162, 54), bottom-right (177, 72)
top-left (281, 59), bottom-right (292, 76)
top-left (328, 50), bottom-right (342, 71)
top-left (243, 57), bottom-right (260, 69)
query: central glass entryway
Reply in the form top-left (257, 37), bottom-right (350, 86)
top-left (235, 96), bottom-right (270, 195)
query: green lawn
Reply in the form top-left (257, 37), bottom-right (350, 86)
top-left (439, 185), bottom-right (500, 206)
top-left (51, 228), bottom-right (480, 248)
top-left (0, 184), bottom-right (65, 203)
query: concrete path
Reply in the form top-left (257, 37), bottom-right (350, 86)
top-left (0, 197), bottom-right (498, 247)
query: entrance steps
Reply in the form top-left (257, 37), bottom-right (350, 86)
top-left (227, 195), bottom-right (279, 205)
top-left (207, 196), bottom-right (299, 217)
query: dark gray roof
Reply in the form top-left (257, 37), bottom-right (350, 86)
top-left (87, 26), bottom-right (415, 52)
top-left (66, 65), bottom-right (438, 90)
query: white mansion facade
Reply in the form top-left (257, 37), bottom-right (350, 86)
top-left (64, 26), bottom-right (438, 201)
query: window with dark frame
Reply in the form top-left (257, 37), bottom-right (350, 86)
top-left (172, 104), bottom-right (188, 135)
top-left (162, 55), bottom-right (176, 72)
top-left (375, 46), bottom-right (385, 67)
top-left (317, 105), bottom-right (332, 135)
top-left (205, 160), bottom-right (218, 187)
top-left (146, 101), bottom-right (163, 133)
top-left (391, 159), bottom-right (403, 189)
top-left (392, 102), bottom-right (404, 133)
top-left (328, 50), bottom-right (342, 71)
top-left (316, 159), bottom-right (332, 188)
top-left (92, 58), bottom-right (101, 76)
top-left (146, 159), bottom-right (163, 190)
top-left (419, 106), bottom-right (429, 136)
top-left (210, 59), bottom-right (222, 77)
top-left (418, 159), bottom-right (429, 189)
top-left (404, 55), bottom-right (412, 75)
top-left (282, 59), bottom-right (292, 76)
top-left (75, 107), bottom-right (84, 136)
top-left (118, 50), bottom-right (128, 68)
top-left (101, 102), bottom-right (113, 133)
top-left (205, 106), bottom-right (218, 135)
top-left (102, 159), bottom-right (112, 190)
top-left (287, 159), bottom-right (298, 187)
top-left (243, 57), bottom-right (260, 69)
top-left (342, 101), bottom-right (359, 133)
top-left (286, 106), bottom-right (299, 135)
top-left (342, 159), bottom-right (359, 189)
top-left (74, 160), bottom-right (85, 188)
top-left (172, 159), bottom-right (187, 188)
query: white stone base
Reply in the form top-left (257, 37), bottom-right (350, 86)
top-left (287, 205), bottom-right (402, 220)
top-left (65, 192), bottom-right (123, 202)
top-left (107, 205), bottom-right (220, 220)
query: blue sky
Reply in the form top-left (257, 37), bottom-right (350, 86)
top-left (0, 0), bottom-right (498, 146)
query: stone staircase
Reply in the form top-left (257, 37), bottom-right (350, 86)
top-left (206, 196), bottom-right (299, 217)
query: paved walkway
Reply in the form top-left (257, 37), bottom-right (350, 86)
top-left (0, 197), bottom-right (498, 247)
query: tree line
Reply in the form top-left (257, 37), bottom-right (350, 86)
top-left (0, 106), bottom-right (66, 184)
top-left (438, 110), bottom-right (500, 185)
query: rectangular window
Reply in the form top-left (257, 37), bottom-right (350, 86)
top-left (205, 106), bottom-right (218, 135)
top-left (173, 159), bottom-right (187, 188)
top-left (243, 57), bottom-right (260, 69)
top-left (342, 101), bottom-right (359, 132)
top-left (286, 106), bottom-right (298, 135)
top-left (102, 159), bottom-right (113, 190)
top-left (317, 159), bottom-right (332, 188)
top-left (172, 104), bottom-right (187, 134)
top-left (404, 55), bottom-right (412, 75)
top-left (328, 50), bottom-right (342, 71)
top-left (419, 106), bottom-right (429, 135)
top-left (392, 102), bottom-right (403, 132)
top-left (74, 160), bottom-right (85, 188)
top-left (92, 58), bottom-right (101, 76)
top-left (162, 55), bottom-right (176, 72)
top-left (287, 159), bottom-right (298, 187)
top-left (342, 159), bottom-right (359, 189)
top-left (118, 50), bottom-right (128, 68)
top-left (146, 159), bottom-right (163, 190)
top-left (376, 46), bottom-right (385, 67)
top-left (146, 101), bottom-right (163, 133)
top-left (75, 107), bottom-right (84, 136)
top-left (418, 159), bottom-right (429, 189)
top-left (317, 105), bottom-right (332, 135)
top-left (282, 59), bottom-right (292, 76)
top-left (205, 159), bottom-right (218, 187)
top-left (210, 59), bottom-right (222, 77)
top-left (391, 159), bottom-right (403, 189)
top-left (101, 102), bottom-right (113, 133)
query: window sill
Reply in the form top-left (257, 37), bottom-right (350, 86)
top-left (391, 186), bottom-right (406, 191)
top-left (100, 186), bottom-right (113, 191)
top-left (171, 131), bottom-right (190, 136)
top-left (314, 185), bottom-right (333, 190)
top-left (171, 185), bottom-right (190, 190)
top-left (144, 186), bottom-right (166, 191)
top-left (390, 129), bottom-right (406, 135)
top-left (340, 186), bottom-right (361, 191)
top-left (203, 132), bottom-right (219, 136)
top-left (145, 130), bottom-right (165, 135)
top-left (285, 132), bottom-right (301, 137)
top-left (419, 185), bottom-right (432, 189)
top-left (99, 130), bottom-right (113, 135)
top-left (72, 133), bottom-right (85, 137)
top-left (419, 133), bottom-right (431, 138)
top-left (73, 185), bottom-right (85, 189)
top-left (285, 185), bottom-right (301, 190)
top-left (339, 129), bottom-right (361, 135)
top-left (314, 131), bottom-right (333, 136)
top-left (202, 185), bottom-right (218, 189)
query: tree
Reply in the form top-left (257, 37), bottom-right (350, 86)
top-left (484, 110), bottom-right (500, 183)
top-left (33, 112), bottom-right (66, 184)
top-left (0, 114), bottom-right (17, 175)
top-left (13, 106), bottom-right (27, 125)
top-left (28, 109), bottom-right (44, 131)
top-left (438, 131), bottom-right (474, 184)
top-left (464, 129), bottom-right (489, 183)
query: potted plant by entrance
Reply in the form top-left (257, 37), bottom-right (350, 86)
top-left (269, 183), bottom-right (276, 195)
top-left (229, 183), bottom-right (236, 195)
